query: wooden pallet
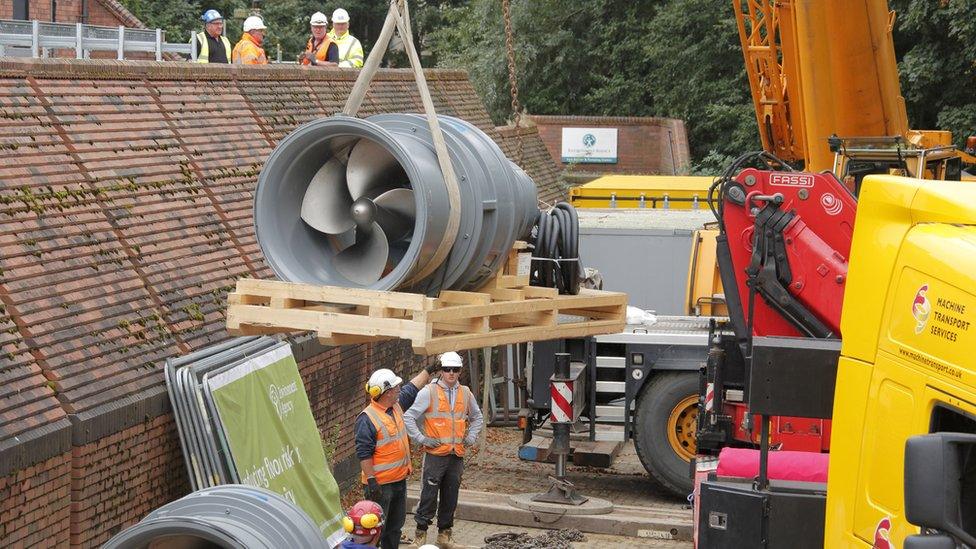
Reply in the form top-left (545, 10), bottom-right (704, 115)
top-left (225, 251), bottom-right (626, 355)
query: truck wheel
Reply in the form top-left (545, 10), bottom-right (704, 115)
top-left (633, 372), bottom-right (698, 497)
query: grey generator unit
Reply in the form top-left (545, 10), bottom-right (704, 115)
top-left (577, 208), bottom-right (715, 315)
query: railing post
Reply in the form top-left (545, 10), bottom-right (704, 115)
top-left (189, 31), bottom-right (197, 62)
top-left (75, 23), bottom-right (83, 59)
top-left (117, 25), bottom-right (124, 60)
top-left (31, 20), bottom-right (40, 58)
top-left (155, 28), bottom-right (163, 61)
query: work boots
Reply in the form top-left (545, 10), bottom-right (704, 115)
top-left (436, 529), bottom-right (455, 548)
top-left (408, 527), bottom-right (428, 548)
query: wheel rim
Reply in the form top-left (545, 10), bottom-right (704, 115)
top-left (666, 395), bottom-right (698, 462)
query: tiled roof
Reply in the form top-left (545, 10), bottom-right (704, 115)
top-left (95, 0), bottom-right (147, 29)
top-left (0, 59), bottom-right (561, 468)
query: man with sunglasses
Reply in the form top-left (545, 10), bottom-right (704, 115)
top-left (403, 352), bottom-right (484, 548)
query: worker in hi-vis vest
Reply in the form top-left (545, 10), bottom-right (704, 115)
top-left (300, 11), bottom-right (338, 67)
top-left (195, 9), bottom-right (231, 63)
top-left (232, 16), bottom-right (268, 65)
top-left (403, 352), bottom-right (484, 549)
top-left (356, 365), bottom-right (435, 549)
top-left (328, 8), bottom-right (365, 68)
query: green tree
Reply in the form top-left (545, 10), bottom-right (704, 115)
top-left (890, 0), bottom-right (976, 148)
top-left (428, 0), bottom-right (757, 172)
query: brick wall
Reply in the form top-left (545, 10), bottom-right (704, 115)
top-left (0, 59), bottom-right (558, 547)
top-left (0, 452), bottom-right (72, 548)
top-left (0, 0), bottom-right (144, 27)
top-left (531, 115), bottom-right (692, 178)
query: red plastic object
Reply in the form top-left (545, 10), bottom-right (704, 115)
top-left (716, 447), bottom-right (829, 483)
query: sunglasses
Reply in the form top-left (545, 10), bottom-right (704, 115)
top-left (441, 367), bottom-right (461, 373)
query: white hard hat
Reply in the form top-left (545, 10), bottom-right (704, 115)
top-left (243, 15), bottom-right (266, 32)
top-left (310, 11), bottom-right (328, 26)
top-left (366, 368), bottom-right (403, 399)
top-left (332, 8), bottom-right (350, 24)
top-left (439, 352), bottom-right (463, 368)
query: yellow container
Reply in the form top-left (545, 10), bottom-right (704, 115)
top-left (568, 175), bottom-right (716, 209)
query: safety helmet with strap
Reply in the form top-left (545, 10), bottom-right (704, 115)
top-left (366, 368), bottom-right (403, 399)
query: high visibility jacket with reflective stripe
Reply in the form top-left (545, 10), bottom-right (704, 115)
top-left (328, 31), bottom-right (364, 68)
top-left (422, 384), bottom-right (470, 456)
top-left (302, 36), bottom-right (334, 65)
top-left (360, 401), bottom-right (412, 484)
top-left (196, 32), bottom-right (231, 63)
top-left (232, 33), bottom-right (268, 65)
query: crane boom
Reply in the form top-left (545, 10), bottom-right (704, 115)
top-left (734, 0), bottom-right (915, 172)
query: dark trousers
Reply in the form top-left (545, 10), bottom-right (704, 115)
top-left (415, 453), bottom-right (464, 531)
top-left (364, 479), bottom-right (407, 549)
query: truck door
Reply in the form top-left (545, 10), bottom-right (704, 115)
top-left (853, 225), bottom-right (976, 546)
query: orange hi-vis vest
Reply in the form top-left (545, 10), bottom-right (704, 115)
top-left (232, 33), bottom-right (267, 65)
top-left (361, 401), bottom-right (412, 484)
top-left (422, 383), bottom-right (471, 456)
top-left (301, 36), bottom-right (334, 65)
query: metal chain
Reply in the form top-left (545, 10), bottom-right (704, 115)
top-left (502, 0), bottom-right (524, 167)
top-left (483, 528), bottom-right (585, 549)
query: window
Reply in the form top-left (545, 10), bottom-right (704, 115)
top-left (13, 0), bottom-right (29, 20)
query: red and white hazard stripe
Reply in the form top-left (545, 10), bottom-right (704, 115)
top-left (550, 380), bottom-right (573, 423)
top-left (704, 382), bottom-right (714, 413)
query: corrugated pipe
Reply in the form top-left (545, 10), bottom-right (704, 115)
top-left (103, 485), bottom-right (330, 549)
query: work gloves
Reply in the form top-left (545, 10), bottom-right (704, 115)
top-left (366, 477), bottom-right (382, 502)
top-left (424, 362), bottom-right (440, 375)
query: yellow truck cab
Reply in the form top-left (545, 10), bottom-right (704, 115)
top-left (826, 174), bottom-right (976, 547)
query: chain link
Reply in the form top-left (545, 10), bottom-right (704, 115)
top-left (501, 0), bottom-right (524, 167)
top-left (483, 528), bottom-right (586, 549)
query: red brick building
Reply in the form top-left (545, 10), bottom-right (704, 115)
top-left (531, 115), bottom-right (692, 183)
top-left (0, 59), bottom-right (563, 547)
top-left (0, 0), bottom-right (145, 28)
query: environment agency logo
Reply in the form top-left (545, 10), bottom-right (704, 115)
top-left (268, 381), bottom-right (298, 419)
top-left (912, 284), bottom-right (931, 334)
top-left (582, 133), bottom-right (596, 147)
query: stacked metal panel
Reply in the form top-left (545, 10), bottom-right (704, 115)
top-left (164, 336), bottom-right (281, 490)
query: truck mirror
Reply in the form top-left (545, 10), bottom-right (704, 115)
top-left (904, 433), bottom-right (976, 547)
top-left (903, 533), bottom-right (957, 549)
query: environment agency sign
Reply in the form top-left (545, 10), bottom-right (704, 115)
top-left (207, 344), bottom-right (345, 547)
top-left (561, 127), bottom-right (618, 163)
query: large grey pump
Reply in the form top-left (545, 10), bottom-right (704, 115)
top-left (102, 485), bottom-right (329, 549)
top-left (254, 114), bottom-right (538, 293)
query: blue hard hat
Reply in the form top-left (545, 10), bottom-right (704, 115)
top-left (202, 9), bottom-right (223, 23)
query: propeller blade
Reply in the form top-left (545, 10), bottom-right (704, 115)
top-left (300, 157), bottom-right (355, 234)
top-left (333, 222), bottom-right (390, 285)
top-left (346, 138), bottom-right (407, 200)
top-left (373, 188), bottom-right (416, 242)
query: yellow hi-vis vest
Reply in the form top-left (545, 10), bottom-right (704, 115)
top-left (422, 384), bottom-right (470, 456)
top-left (328, 30), bottom-right (364, 68)
top-left (196, 32), bottom-right (232, 63)
top-left (361, 401), bottom-right (412, 484)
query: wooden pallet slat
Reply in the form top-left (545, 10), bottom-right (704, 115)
top-left (225, 243), bottom-right (627, 354)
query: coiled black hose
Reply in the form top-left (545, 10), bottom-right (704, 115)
top-left (530, 202), bottom-right (581, 295)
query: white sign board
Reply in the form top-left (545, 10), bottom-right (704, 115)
top-left (561, 127), bottom-right (618, 164)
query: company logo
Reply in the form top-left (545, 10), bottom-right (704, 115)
top-left (269, 381), bottom-right (298, 419)
top-left (872, 517), bottom-right (892, 549)
top-left (769, 173), bottom-right (815, 187)
top-left (821, 192), bottom-right (843, 216)
top-left (582, 133), bottom-right (596, 147)
top-left (912, 284), bottom-right (931, 335)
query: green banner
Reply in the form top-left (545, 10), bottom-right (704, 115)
top-left (208, 344), bottom-right (344, 547)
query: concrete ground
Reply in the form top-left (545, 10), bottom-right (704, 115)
top-left (395, 426), bottom-right (693, 548)
top-left (404, 517), bottom-right (690, 548)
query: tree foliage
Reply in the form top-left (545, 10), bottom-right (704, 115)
top-left (123, 0), bottom-right (976, 171)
